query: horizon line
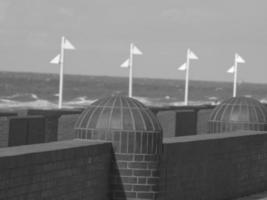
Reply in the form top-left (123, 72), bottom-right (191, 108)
top-left (0, 69), bottom-right (266, 85)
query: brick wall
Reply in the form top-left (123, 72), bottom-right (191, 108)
top-left (0, 117), bottom-right (10, 147)
top-left (28, 109), bottom-right (83, 142)
top-left (27, 109), bottom-right (61, 142)
top-left (196, 108), bottom-right (214, 134)
top-left (110, 131), bottom-right (162, 200)
top-left (157, 111), bottom-right (176, 138)
top-left (0, 112), bottom-right (17, 147)
top-left (58, 112), bottom-right (82, 141)
top-left (8, 116), bottom-right (45, 146)
top-left (156, 106), bottom-right (214, 137)
top-left (160, 131), bottom-right (267, 200)
top-left (76, 129), bottom-right (162, 200)
top-left (0, 139), bottom-right (112, 200)
top-left (175, 109), bottom-right (197, 136)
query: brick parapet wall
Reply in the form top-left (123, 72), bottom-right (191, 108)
top-left (112, 153), bottom-right (160, 200)
top-left (76, 129), bottom-right (162, 200)
top-left (27, 109), bottom-right (83, 142)
top-left (155, 107), bottom-right (214, 137)
top-left (8, 116), bottom-right (46, 146)
top-left (0, 140), bottom-right (112, 200)
top-left (196, 108), bottom-right (213, 134)
top-left (160, 131), bottom-right (267, 200)
top-left (58, 114), bottom-right (81, 141)
top-left (27, 109), bottom-right (60, 142)
top-left (0, 117), bottom-right (10, 147)
top-left (0, 113), bottom-right (17, 147)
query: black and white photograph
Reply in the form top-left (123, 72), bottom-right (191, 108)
top-left (0, 0), bottom-right (266, 199)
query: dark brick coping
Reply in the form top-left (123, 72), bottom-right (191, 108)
top-left (163, 131), bottom-right (267, 143)
top-left (0, 139), bottom-right (111, 157)
top-left (0, 112), bottom-right (17, 117)
top-left (149, 105), bottom-right (215, 112)
top-left (27, 109), bottom-right (83, 116)
top-left (9, 115), bottom-right (44, 119)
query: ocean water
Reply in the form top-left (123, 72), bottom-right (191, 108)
top-left (0, 71), bottom-right (267, 109)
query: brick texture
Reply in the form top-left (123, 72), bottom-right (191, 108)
top-left (175, 109), bottom-right (197, 136)
top-left (8, 116), bottom-right (46, 147)
top-left (76, 129), bottom-right (162, 200)
top-left (160, 131), bottom-right (267, 200)
top-left (157, 111), bottom-right (176, 138)
top-left (196, 108), bottom-right (213, 134)
top-left (156, 106), bottom-right (215, 137)
top-left (27, 109), bottom-right (83, 142)
top-left (27, 109), bottom-right (60, 142)
top-left (0, 117), bottom-right (11, 147)
top-left (0, 140), bottom-right (112, 200)
top-left (0, 113), bottom-right (17, 148)
top-left (58, 113), bottom-right (81, 141)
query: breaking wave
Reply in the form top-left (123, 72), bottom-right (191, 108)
top-left (0, 99), bottom-right (57, 109)
top-left (0, 96), bottom-right (218, 109)
top-left (3, 93), bottom-right (39, 101)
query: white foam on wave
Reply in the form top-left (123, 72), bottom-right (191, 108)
top-left (0, 99), bottom-right (57, 109)
top-left (208, 96), bottom-right (218, 101)
top-left (3, 93), bottom-right (39, 101)
top-left (134, 96), bottom-right (183, 107)
top-left (169, 101), bottom-right (186, 106)
top-left (0, 95), bottom-right (219, 110)
top-left (31, 94), bottom-right (38, 99)
top-left (65, 96), bottom-right (96, 106)
top-left (260, 98), bottom-right (267, 104)
top-left (133, 96), bottom-right (153, 106)
top-left (0, 96), bottom-right (97, 109)
top-left (170, 100), bottom-right (219, 107)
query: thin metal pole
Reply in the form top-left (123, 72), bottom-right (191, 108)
top-left (233, 55), bottom-right (238, 97)
top-left (184, 49), bottom-right (190, 105)
top-left (129, 43), bottom-right (133, 97)
top-left (58, 36), bottom-right (65, 109)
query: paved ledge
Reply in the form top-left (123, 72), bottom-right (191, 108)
top-left (27, 108), bottom-right (83, 116)
top-left (0, 139), bottom-right (110, 157)
top-left (235, 191), bottom-right (267, 200)
top-left (163, 131), bottom-right (267, 143)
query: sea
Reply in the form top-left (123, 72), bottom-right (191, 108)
top-left (0, 71), bottom-right (267, 109)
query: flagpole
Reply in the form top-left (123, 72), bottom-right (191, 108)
top-left (129, 43), bottom-right (133, 97)
top-left (233, 55), bottom-right (238, 97)
top-left (59, 36), bottom-right (65, 109)
top-left (184, 49), bottom-right (190, 105)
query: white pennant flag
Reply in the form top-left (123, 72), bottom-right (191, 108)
top-left (120, 59), bottom-right (130, 68)
top-left (178, 63), bottom-right (187, 71)
top-left (63, 38), bottom-right (75, 50)
top-left (132, 44), bottom-right (143, 55)
top-left (227, 66), bottom-right (235, 73)
top-left (235, 53), bottom-right (245, 63)
top-left (188, 49), bottom-right (198, 60)
top-left (50, 54), bottom-right (61, 64)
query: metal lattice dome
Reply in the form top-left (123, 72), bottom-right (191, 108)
top-left (208, 96), bottom-right (267, 133)
top-left (74, 96), bottom-right (162, 200)
top-left (74, 95), bottom-right (161, 132)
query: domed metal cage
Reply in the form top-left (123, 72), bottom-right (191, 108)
top-left (74, 95), bottom-right (162, 153)
top-left (208, 97), bottom-right (267, 133)
top-left (74, 95), bottom-right (161, 132)
top-left (74, 95), bottom-right (163, 200)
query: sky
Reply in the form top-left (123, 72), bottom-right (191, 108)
top-left (0, 0), bottom-right (267, 83)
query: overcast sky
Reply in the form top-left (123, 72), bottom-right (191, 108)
top-left (0, 0), bottom-right (266, 83)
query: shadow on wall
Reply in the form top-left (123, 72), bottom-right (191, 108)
top-left (110, 149), bottom-right (127, 199)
